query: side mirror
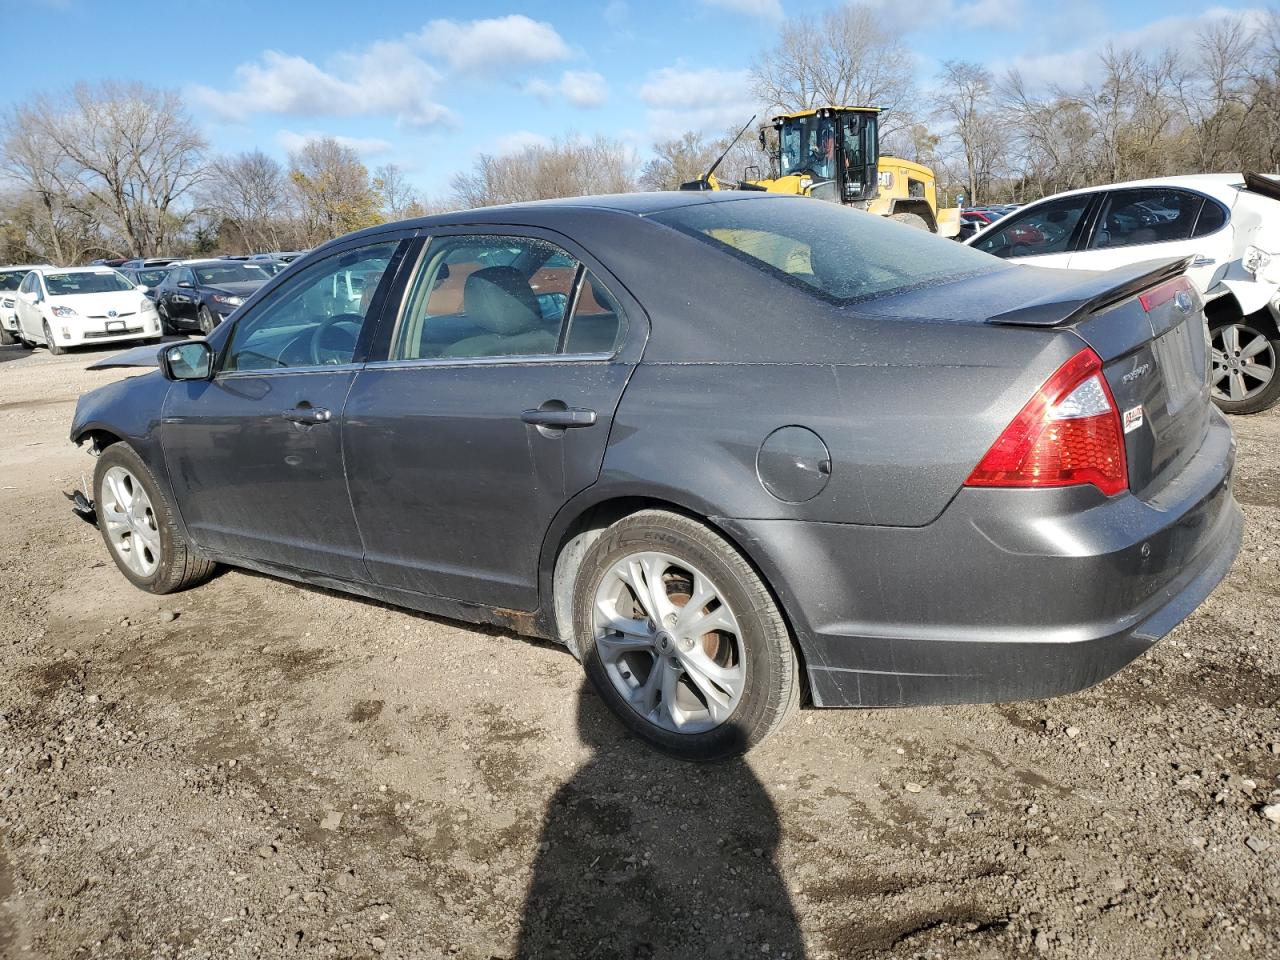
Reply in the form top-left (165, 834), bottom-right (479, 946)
top-left (136, 284), bottom-right (149, 293)
top-left (159, 340), bottom-right (214, 381)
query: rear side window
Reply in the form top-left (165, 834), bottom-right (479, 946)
top-left (1192, 199), bottom-right (1227, 237)
top-left (651, 198), bottom-right (1000, 302)
top-left (391, 235), bottom-right (623, 360)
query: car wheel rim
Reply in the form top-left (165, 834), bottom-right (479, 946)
top-left (592, 551), bottom-right (745, 735)
top-left (101, 466), bottom-right (161, 577)
top-left (1211, 323), bottom-right (1275, 402)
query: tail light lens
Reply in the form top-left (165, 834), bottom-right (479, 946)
top-left (1138, 275), bottom-right (1194, 313)
top-left (965, 348), bottom-right (1128, 497)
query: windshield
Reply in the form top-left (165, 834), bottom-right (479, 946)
top-left (651, 197), bottom-right (1003, 303)
top-left (44, 271), bottom-right (135, 296)
top-left (0, 270), bottom-right (31, 291)
top-left (193, 262), bottom-right (270, 285)
top-left (778, 115), bottom-right (837, 180)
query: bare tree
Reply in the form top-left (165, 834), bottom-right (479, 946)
top-left (288, 137), bottom-right (383, 246)
top-left (373, 163), bottom-right (424, 220)
top-left (3, 82), bottom-right (205, 257)
top-left (452, 136), bottom-right (637, 208)
top-left (933, 61), bottom-right (1006, 204)
top-left (640, 132), bottom-right (720, 190)
top-left (200, 150), bottom-right (289, 253)
top-left (751, 5), bottom-right (918, 139)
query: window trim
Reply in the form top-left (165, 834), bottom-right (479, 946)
top-left (377, 228), bottom-right (628, 367)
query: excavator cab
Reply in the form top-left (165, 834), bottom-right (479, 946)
top-left (768, 107), bottom-right (880, 205)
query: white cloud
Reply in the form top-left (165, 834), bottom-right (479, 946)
top-left (639, 66), bottom-right (759, 137)
top-left (494, 131), bottom-right (554, 155)
top-left (954, 0), bottom-right (1025, 30)
top-left (699, 0), bottom-right (783, 19)
top-left (416, 15), bottom-right (570, 73)
top-left (993, 6), bottom-right (1269, 90)
top-left (276, 130), bottom-right (394, 156)
top-left (526, 70), bottom-right (609, 108)
top-left (191, 45), bottom-right (452, 129)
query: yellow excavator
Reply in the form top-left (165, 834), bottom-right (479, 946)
top-left (682, 106), bottom-right (961, 238)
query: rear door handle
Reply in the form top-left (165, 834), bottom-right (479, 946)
top-left (521, 407), bottom-right (597, 428)
top-left (282, 406), bottom-right (332, 424)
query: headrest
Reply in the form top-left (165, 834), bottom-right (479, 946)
top-left (463, 266), bottom-right (542, 335)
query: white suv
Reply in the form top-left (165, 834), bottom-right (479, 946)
top-left (967, 173), bottom-right (1280, 414)
top-left (12, 266), bottom-right (162, 355)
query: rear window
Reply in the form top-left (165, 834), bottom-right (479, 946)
top-left (649, 198), bottom-right (1002, 303)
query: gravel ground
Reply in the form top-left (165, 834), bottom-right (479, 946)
top-left (0, 340), bottom-right (1277, 960)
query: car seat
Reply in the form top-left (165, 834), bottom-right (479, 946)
top-left (443, 266), bottom-right (557, 358)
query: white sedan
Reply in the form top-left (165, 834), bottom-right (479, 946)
top-left (12, 267), bottom-right (163, 355)
top-left (967, 173), bottom-right (1280, 414)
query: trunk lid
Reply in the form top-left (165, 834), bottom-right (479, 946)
top-left (988, 258), bottom-right (1211, 501)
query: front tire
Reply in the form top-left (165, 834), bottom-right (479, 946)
top-left (0, 325), bottom-right (13, 346)
top-left (93, 443), bottom-right (216, 594)
top-left (1210, 314), bottom-right (1280, 414)
top-left (42, 321), bottom-right (64, 356)
top-left (197, 306), bottom-right (217, 335)
top-left (889, 212), bottom-right (929, 230)
top-left (573, 510), bottom-right (800, 760)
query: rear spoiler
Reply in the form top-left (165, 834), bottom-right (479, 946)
top-left (987, 257), bottom-right (1192, 328)
top-left (1243, 170), bottom-right (1280, 204)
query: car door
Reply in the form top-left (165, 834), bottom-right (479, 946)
top-left (167, 267), bottom-right (201, 326)
top-left (159, 237), bottom-right (408, 580)
top-left (1065, 187), bottom-right (1228, 293)
top-left (342, 230), bottom-right (646, 611)
top-left (14, 272), bottom-right (37, 339)
top-left (969, 192), bottom-right (1099, 268)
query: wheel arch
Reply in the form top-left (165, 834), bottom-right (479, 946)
top-left (539, 489), bottom-right (810, 695)
top-left (887, 199), bottom-right (938, 231)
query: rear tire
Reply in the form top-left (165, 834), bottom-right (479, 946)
top-left (1210, 313), bottom-right (1280, 415)
top-left (42, 321), bottom-right (64, 356)
top-left (93, 443), bottom-right (216, 594)
top-left (573, 509), bottom-right (800, 761)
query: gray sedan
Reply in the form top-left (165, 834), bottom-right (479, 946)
top-left (70, 193), bottom-right (1242, 759)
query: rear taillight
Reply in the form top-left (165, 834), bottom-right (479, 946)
top-left (1138, 275), bottom-right (1194, 313)
top-left (965, 348), bottom-right (1128, 497)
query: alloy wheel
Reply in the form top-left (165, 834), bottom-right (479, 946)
top-left (1211, 323), bottom-right (1275, 403)
top-left (592, 551), bottom-right (745, 734)
top-left (100, 466), bottom-right (161, 577)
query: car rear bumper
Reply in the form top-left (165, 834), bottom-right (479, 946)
top-left (717, 410), bottom-right (1242, 708)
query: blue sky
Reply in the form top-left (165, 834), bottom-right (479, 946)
top-left (0, 0), bottom-right (1267, 196)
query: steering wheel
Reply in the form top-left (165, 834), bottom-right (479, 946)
top-left (309, 313), bottom-right (364, 366)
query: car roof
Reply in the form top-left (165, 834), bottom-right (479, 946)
top-left (0, 263), bottom-right (51, 270)
top-left (1025, 174), bottom-right (1246, 206)
top-left (33, 266), bottom-right (123, 274)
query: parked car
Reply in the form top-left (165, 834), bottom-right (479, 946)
top-left (153, 259), bottom-right (272, 334)
top-left (117, 266), bottom-right (170, 301)
top-left (967, 173), bottom-right (1280, 413)
top-left (0, 264), bottom-right (51, 345)
top-left (252, 251), bottom-right (305, 263)
top-left (120, 257), bottom-right (181, 270)
top-left (12, 266), bottom-right (161, 354)
top-left (70, 192), bottom-right (1241, 759)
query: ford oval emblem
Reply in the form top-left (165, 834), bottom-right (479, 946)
top-left (107, 309), bottom-right (117, 318)
top-left (1173, 291), bottom-right (1192, 313)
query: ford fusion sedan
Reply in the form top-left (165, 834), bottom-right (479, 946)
top-left (0, 264), bottom-right (50, 345)
top-left (967, 173), bottom-right (1280, 414)
top-left (153, 259), bottom-right (272, 334)
top-left (70, 193), bottom-right (1242, 759)
top-left (13, 266), bottom-right (161, 354)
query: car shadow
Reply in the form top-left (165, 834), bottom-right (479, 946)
top-left (514, 683), bottom-right (807, 960)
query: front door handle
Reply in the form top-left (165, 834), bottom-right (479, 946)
top-left (521, 407), bottom-right (597, 428)
top-left (1191, 255), bottom-right (1216, 268)
top-left (282, 406), bottom-right (332, 424)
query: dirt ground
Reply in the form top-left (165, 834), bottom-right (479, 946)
top-left (0, 338), bottom-right (1277, 960)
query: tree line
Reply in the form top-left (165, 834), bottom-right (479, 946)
top-left (3, 6), bottom-right (1277, 264)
